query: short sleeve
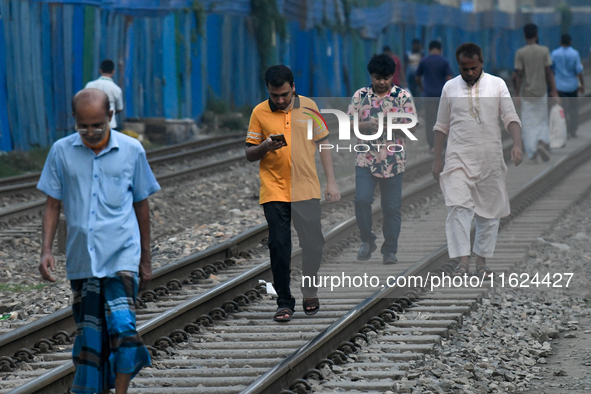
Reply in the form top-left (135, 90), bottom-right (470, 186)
top-left (576, 53), bottom-right (584, 75)
top-left (37, 145), bottom-right (63, 201)
top-left (433, 86), bottom-right (450, 135)
top-left (132, 149), bottom-right (161, 202)
top-left (498, 80), bottom-right (521, 131)
top-left (514, 50), bottom-right (523, 70)
top-left (246, 112), bottom-right (263, 146)
top-left (545, 48), bottom-right (552, 67)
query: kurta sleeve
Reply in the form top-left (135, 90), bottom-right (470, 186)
top-left (433, 85), bottom-right (450, 135)
top-left (498, 80), bottom-right (521, 131)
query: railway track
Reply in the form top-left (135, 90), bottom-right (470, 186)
top-left (0, 134), bottom-right (247, 229)
top-left (0, 126), bottom-right (590, 393)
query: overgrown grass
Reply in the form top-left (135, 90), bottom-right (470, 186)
top-left (0, 147), bottom-right (51, 179)
top-left (0, 283), bottom-right (48, 293)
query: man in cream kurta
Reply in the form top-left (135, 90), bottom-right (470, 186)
top-left (432, 43), bottom-right (523, 278)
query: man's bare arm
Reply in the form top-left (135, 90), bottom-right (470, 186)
top-left (507, 121), bottom-right (523, 166)
top-left (245, 138), bottom-right (284, 162)
top-left (39, 196), bottom-right (61, 282)
top-left (545, 66), bottom-right (558, 97)
top-left (317, 138), bottom-right (341, 203)
top-left (134, 199), bottom-right (152, 290)
top-left (514, 70), bottom-right (523, 96)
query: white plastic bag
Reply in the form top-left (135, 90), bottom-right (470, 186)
top-left (548, 104), bottom-right (567, 149)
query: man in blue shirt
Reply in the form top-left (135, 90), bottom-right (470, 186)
top-left (551, 34), bottom-right (585, 138)
top-left (37, 89), bottom-right (160, 394)
top-left (415, 41), bottom-right (453, 151)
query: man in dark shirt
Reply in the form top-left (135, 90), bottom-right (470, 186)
top-left (416, 41), bottom-right (454, 151)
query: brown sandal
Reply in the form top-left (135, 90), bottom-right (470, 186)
top-left (273, 307), bottom-right (294, 322)
top-left (452, 261), bottom-right (470, 277)
top-left (475, 266), bottom-right (493, 281)
top-left (303, 298), bottom-right (320, 316)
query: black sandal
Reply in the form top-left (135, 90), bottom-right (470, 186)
top-left (274, 307), bottom-right (294, 322)
top-left (475, 266), bottom-right (493, 281)
top-left (452, 261), bottom-right (470, 277)
top-left (303, 298), bottom-right (320, 316)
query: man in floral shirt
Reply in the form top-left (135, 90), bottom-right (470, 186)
top-left (347, 53), bottom-right (417, 264)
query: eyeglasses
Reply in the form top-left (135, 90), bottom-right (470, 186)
top-left (75, 123), bottom-right (108, 136)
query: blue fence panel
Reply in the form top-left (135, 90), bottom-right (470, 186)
top-left (0, 13), bottom-right (12, 151)
top-left (2, 0), bottom-right (591, 151)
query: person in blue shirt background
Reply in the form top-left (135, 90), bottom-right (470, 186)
top-left (551, 34), bottom-right (585, 139)
top-left (37, 88), bottom-right (160, 394)
top-left (415, 40), bottom-right (454, 151)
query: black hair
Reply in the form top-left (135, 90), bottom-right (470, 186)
top-left (100, 59), bottom-right (115, 74)
top-left (455, 42), bottom-right (483, 63)
top-left (561, 33), bottom-right (572, 46)
top-left (383, 46), bottom-right (391, 52)
top-left (264, 65), bottom-right (294, 88)
top-left (72, 89), bottom-right (111, 116)
top-left (524, 23), bottom-right (538, 39)
top-left (429, 40), bottom-right (442, 51)
top-left (412, 38), bottom-right (421, 45)
top-left (367, 53), bottom-right (396, 76)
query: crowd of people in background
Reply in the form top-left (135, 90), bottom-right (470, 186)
top-left (384, 23), bottom-right (586, 156)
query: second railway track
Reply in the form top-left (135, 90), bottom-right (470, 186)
top-left (1, 123), bottom-right (591, 392)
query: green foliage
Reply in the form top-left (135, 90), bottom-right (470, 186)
top-left (0, 147), bottom-right (50, 179)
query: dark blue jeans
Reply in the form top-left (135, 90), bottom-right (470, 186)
top-left (263, 200), bottom-right (325, 310)
top-left (354, 166), bottom-right (403, 254)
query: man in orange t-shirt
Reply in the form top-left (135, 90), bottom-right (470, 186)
top-left (246, 65), bottom-right (340, 322)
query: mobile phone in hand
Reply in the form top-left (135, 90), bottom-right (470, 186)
top-left (270, 134), bottom-right (287, 146)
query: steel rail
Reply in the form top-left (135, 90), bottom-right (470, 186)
top-left (243, 137), bottom-right (591, 394)
top-left (4, 144), bottom-right (518, 393)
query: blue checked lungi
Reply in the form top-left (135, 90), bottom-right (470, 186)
top-left (70, 271), bottom-right (151, 394)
